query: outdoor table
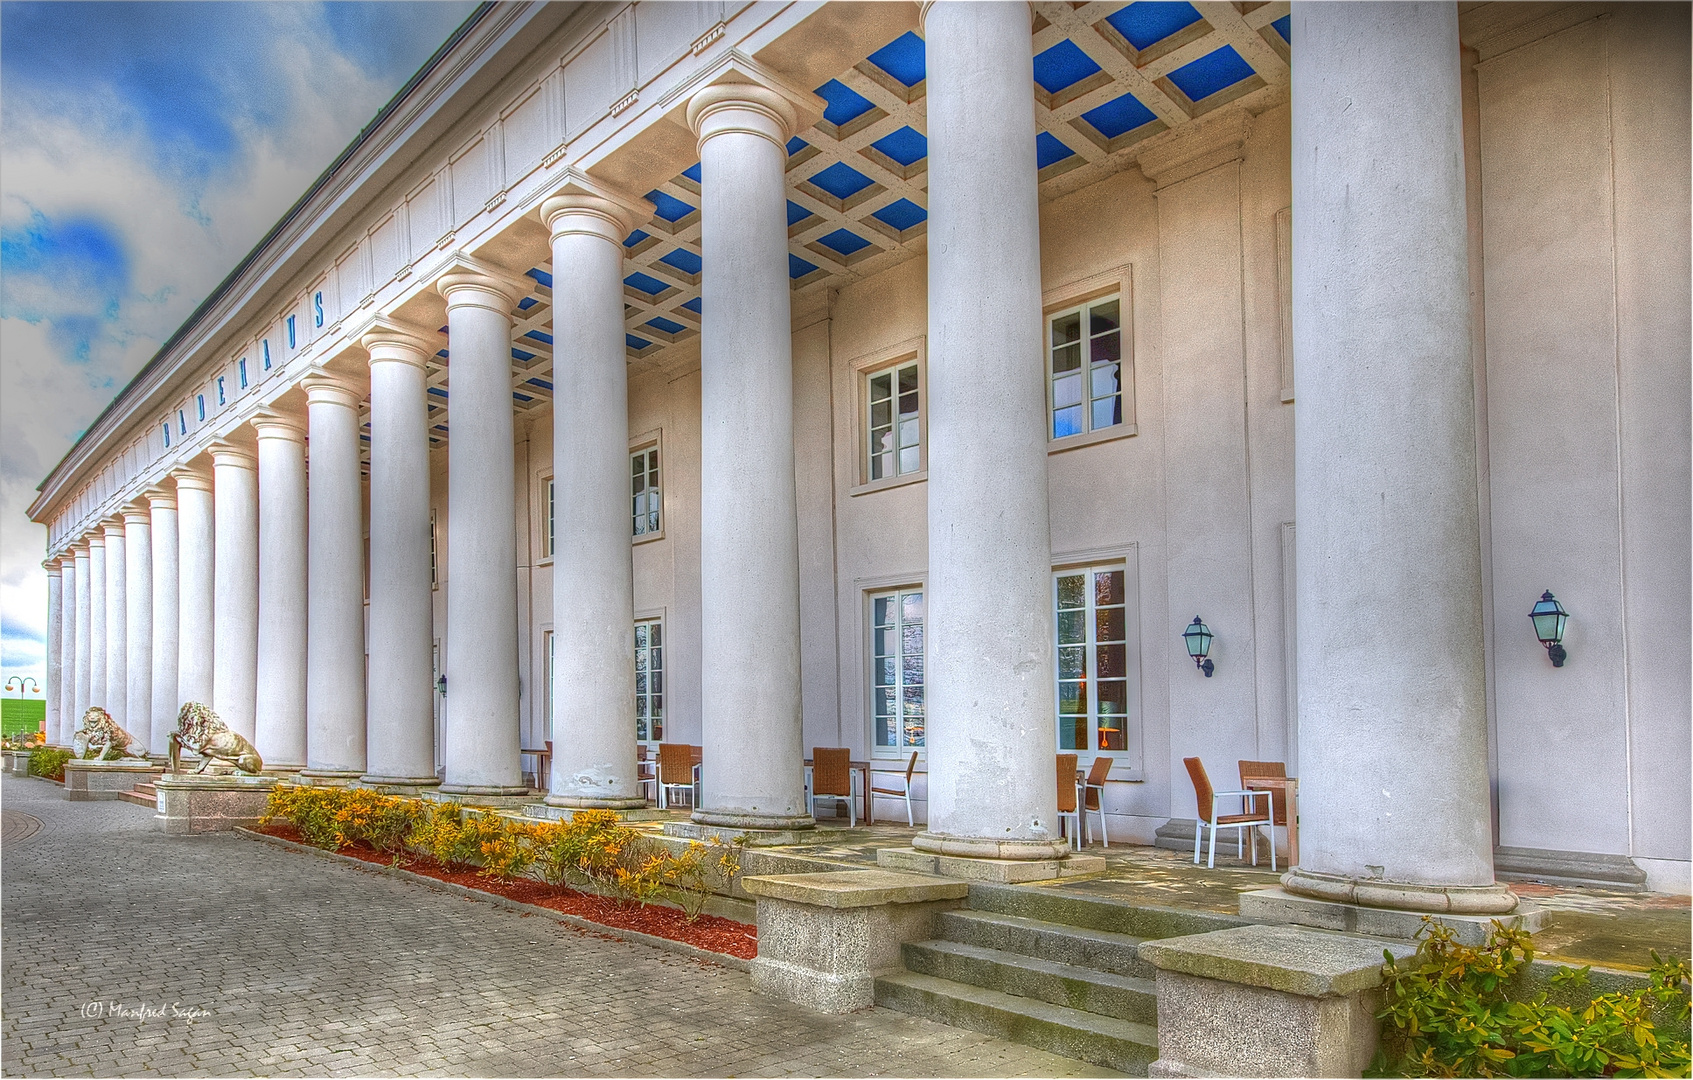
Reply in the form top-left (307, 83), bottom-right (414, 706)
top-left (1245, 775), bottom-right (1299, 866)
top-left (803, 757), bottom-right (872, 825)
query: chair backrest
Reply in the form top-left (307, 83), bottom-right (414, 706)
top-left (1056, 753), bottom-right (1079, 812)
top-left (1184, 757), bottom-right (1214, 823)
top-left (637, 743), bottom-right (648, 761)
top-left (1238, 760), bottom-right (1288, 824)
top-left (1082, 755), bottom-right (1112, 809)
top-left (903, 750), bottom-right (919, 783)
top-left (812, 747), bottom-right (851, 796)
top-left (658, 742), bottom-right (693, 785)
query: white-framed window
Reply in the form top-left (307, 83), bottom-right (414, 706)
top-left (429, 509), bottom-right (439, 589)
top-left (1048, 294), bottom-right (1123, 439)
top-left (635, 618), bottom-right (663, 743)
top-left (631, 447), bottom-right (660, 538)
top-left (1055, 564), bottom-right (1130, 754)
top-left (540, 474), bottom-right (555, 560)
top-left (542, 629), bottom-right (555, 731)
top-left (870, 587), bottom-right (925, 755)
top-left (866, 360), bottom-right (922, 481)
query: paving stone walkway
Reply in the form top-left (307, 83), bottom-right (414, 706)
top-left (0, 774), bottom-right (1117, 1078)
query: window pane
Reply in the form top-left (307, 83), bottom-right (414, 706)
top-left (902, 622), bottom-right (923, 659)
top-left (1053, 405), bottom-right (1083, 439)
top-left (650, 624), bottom-right (661, 647)
top-left (651, 671), bottom-right (662, 695)
top-left (898, 390), bottom-right (919, 418)
top-left (1092, 397), bottom-right (1122, 431)
top-left (1097, 643), bottom-right (1127, 679)
top-left (875, 657), bottom-right (895, 686)
top-left (1091, 362), bottom-right (1120, 400)
top-left (1090, 300), bottom-right (1120, 335)
top-left (870, 399), bottom-right (892, 428)
top-left (899, 446), bottom-right (920, 474)
top-left (898, 418), bottom-right (920, 449)
top-left (651, 646), bottom-right (662, 670)
top-left (870, 373), bottom-right (891, 401)
top-left (1052, 311), bottom-right (1082, 346)
top-left (1058, 645), bottom-right (1085, 679)
top-left (649, 448), bottom-right (658, 470)
top-left (1096, 608), bottom-right (1126, 644)
top-left (1057, 574), bottom-right (1086, 609)
top-left (1096, 570), bottom-right (1125, 607)
top-left (1097, 707), bottom-right (1126, 752)
top-left (1059, 714), bottom-right (1086, 750)
top-left (635, 623), bottom-right (647, 648)
top-left (1053, 372), bottom-right (1083, 408)
top-left (902, 591), bottom-right (924, 623)
top-left (874, 626), bottom-right (895, 657)
top-left (1052, 342), bottom-right (1081, 374)
top-left (898, 364), bottom-right (918, 395)
top-left (874, 596), bottom-right (893, 627)
top-left (1057, 610), bottom-right (1086, 644)
top-left (1097, 680), bottom-right (1128, 716)
top-left (1058, 680), bottom-right (1086, 714)
top-left (875, 687), bottom-right (895, 717)
top-left (877, 714), bottom-right (896, 747)
top-left (635, 671), bottom-right (647, 696)
top-left (636, 695), bottom-right (648, 719)
top-left (637, 717), bottom-right (649, 741)
top-left (1091, 331), bottom-right (1121, 364)
top-left (874, 451), bottom-right (894, 480)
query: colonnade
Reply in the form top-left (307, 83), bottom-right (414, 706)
top-left (36, 2), bottom-right (1513, 914)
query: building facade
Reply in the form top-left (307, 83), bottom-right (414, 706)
top-left (28, 2), bottom-right (1691, 894)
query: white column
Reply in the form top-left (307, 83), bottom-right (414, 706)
top-left (1285, 1), bottom-right (1515, 914)
top-left (254, 415), bottom-right (309, 769)
top-left (915, 1), bottom-right (1066, 860)
top-left (361, 324), bottom-right (439, 786)
top-left (102, 519), bottom-right (127, 726)
top-left (541, 180), bottom-right (651, 809)
top-left (45, 561), bottom-right (63, 745)
top-left (685, 82), bottom-right (817, 829)
top-left (148, 488), bottom-right (179, 756)
top-left (88, 533), bottom-right (107, 714)
top-left (123, 505), bottom-right (153, 751)
top-left (437, 266), bottom-right (527, 796)
top-left (73, 543), bottom-right (92, 723)
top-left (302, 376), bottom-right (368, 778)
top-left (174, 468), bottom-right (216, 711)
top-left (58, 554), bottom-right (77, 745)
top-left (212, 443), bottom-right (259, 741)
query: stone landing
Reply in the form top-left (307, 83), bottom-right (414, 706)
top-left (1240, 886), bottom-right (1549, 946)
top-left (877, 846), bottom-right (1107, 884)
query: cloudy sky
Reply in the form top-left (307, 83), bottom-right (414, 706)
top-left (0, 1), bottom-right (478, 691)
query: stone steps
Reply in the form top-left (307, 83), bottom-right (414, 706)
top-left (875, 970), bottom-right (1158, 1075)
top-left (965, 881), bottom-right (1249, 939)
top-left (117, 782), bottom-right (157, 809)
top-left (934, 909), bottom-right (1155, 979)
top-left (902, 939), bottom-right (1158, 1025)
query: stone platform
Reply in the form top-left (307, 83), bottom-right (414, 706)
top-left (877, 846), bottom-right (1107, 884)
top-left (63, 758), bottom-right (163, 801)
top-left (1240, 886), bottom-right (1549, 947)
top-left (154, 772), bottom-right (281, 835)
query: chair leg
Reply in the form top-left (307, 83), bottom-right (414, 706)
top-left (1269, 824), bottom-right (1277, 872)
top-left (1194, 820), bottom-right (1203, 864)
top-left (1208, 817), bottom-right (1219, 868)
top-left (904, 787), bottom-right (914, 827)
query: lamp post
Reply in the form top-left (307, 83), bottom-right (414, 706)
top-left (4, 677), bottom-right (41, 697)
top-left (1528, 591), bottom-right (1569, 668)
top-left (1182, 617), bottom-right (1215, 678)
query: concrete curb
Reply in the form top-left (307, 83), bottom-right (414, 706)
top-left (233, 826), bottom-right (754, 973)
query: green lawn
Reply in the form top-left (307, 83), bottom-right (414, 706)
top-left (2, 699), bottom-right (46, 737)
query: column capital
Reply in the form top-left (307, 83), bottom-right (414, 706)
top-left (145, 485), bottom-right (177, 510)
top-left (539, 169), bottom-right (655, 248)
top-left (121, 503), bottom-right (151, 525)
top-left (209, 440), bottom-right (258, 470)
top-left (101, 517), bottom-right (126, 537)
top-left (1137, 110), bottom-right (1252, 190)
top-left (301, 369), bottom-right (366, 410)
top-left (43, 560), bottom-right (62, 577)
top-left (252, 410), bottom-right (307, 442)
top-left (434, 253), bottom-right (530, 315)
top-left (170, 465), bottom-right (215, 493)
top-left (677, 54), bottom-right (823, 150)
top-left (87, 531), bottom-right (106, 549)
top-left (359, 317), bottom-right (440, 368)
top-left (59, 552), bottom-right (77, 569)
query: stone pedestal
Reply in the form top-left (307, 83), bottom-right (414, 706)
top-left (877, 846), bottom-right (1106, 884)
top-left (154, 772), bottom-right (280, 835)
top-left (663, 820), bottom-right (816, 848)
top-left (1139, 924), bottom-right (1418, 1078)
top-left (1240, 887), bottom-right (1548, 948)
top-left (7, 751), bottom-right (31, 777)
top-left (64, 758), bottom-right (162, 801)
top-left (743, 870), bottom-right (968, 1013)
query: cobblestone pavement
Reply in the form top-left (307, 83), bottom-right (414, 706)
top-left (1, 775), bottom-right (1117, 1078)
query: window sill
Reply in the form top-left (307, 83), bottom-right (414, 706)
top-left (1049, 424), bottom-right (1137, 455)
top-left (850, 470), bottom-right (927, 498)
top-left (633, 529), bottom-right (665, 547)
top-left (536, 555), bottom-right (554, 567)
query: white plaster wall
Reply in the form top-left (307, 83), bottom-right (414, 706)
top-left (1476, 6), bottom-right (1691, 876)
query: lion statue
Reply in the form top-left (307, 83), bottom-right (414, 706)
top-left (72, 707), bottom-right (149, 761)
top-left (169, 702), bottom-right (264, 775)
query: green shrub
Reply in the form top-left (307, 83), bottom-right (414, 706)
top-left (1370, 919), bottom-right (1691, 1078)
top-left (27, 746), bottom-right (73, 782)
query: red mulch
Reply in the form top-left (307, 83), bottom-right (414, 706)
top-left (254, 822), bottom-right (758, 959)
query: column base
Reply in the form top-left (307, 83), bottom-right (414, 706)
top-left (1242, 886), bottom-right (1547, 947)
top-left (262, 764), bottom-right (305, 777)
top-left (294, 769), bottom-right (364, 788)
top-left (544, 794), bottom-right (648, 810)
top-left (357, 774), bottom-right (442, 797)
top-left (912, 831), bottom-right (1071, 861)
top-left (665, 820), bottom-right (815, 847)
top-left (878, 846), bottom-right (1105, 883)
top-left (1281, 867), bottom-right (1521, 915)
top-left (438, 783), bottom-right (532, 797)
top-left (691, 808), bottom-right (816, 831)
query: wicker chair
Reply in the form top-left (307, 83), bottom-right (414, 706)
top-left (1183, 756), bottom-right (1274, 869)
top-left (810, 747), bottom-right (858, 827)
top-left (1081, 755), bottom-right (1113, 847)
top-left (1057, 753), bottom-right (1081, 850)
top-left (657, 743), bottom-right (697, 810)
top-left (1239, 759), bottom-right (1289, 863)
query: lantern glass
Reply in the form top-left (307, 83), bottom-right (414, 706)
top-left (1529, 591), bottom-right (1568, 645)
top-left (1183, 618), bottom-right (1213, 659)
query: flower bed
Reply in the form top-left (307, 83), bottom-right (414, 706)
top-left (256, 790), bottom-right (756, 960)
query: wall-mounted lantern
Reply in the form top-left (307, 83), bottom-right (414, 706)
top-left (436, 674), bottom-right (448, 697)
top-left (1528, 591), bottom-right (1569, 668)
top-left (1183, 617), bottom-right (1215, 678)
